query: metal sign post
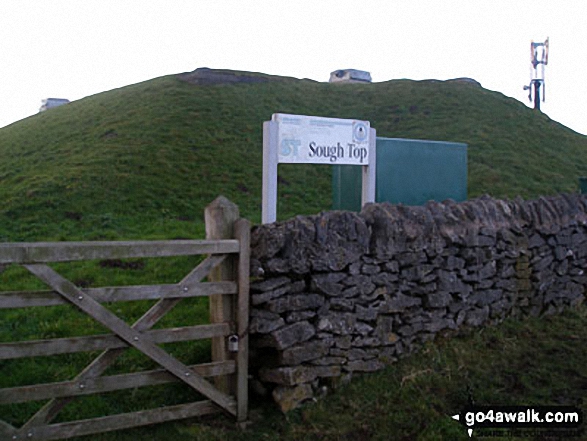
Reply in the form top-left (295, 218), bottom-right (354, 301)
top-left (262, 120), bottom-right (279, 224)
top-left (262, 113), bottom-right (376, 224)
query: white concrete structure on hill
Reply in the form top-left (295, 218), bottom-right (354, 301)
top-left (39, 98), bottom-right (70, 112)
top-left (329, 69), bottom-right (372, 83)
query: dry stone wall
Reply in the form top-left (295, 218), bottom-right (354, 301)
top-left (248, 194), bottom-right (587, 412)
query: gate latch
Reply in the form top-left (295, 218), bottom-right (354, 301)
top-left (228, 335), bottom-right (239, 352)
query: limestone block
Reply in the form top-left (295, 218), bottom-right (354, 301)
top-left (271, 321), bottom-right (316, 350)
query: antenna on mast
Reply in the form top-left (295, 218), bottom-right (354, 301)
top-left (523, 37), bottom-right (549, 111)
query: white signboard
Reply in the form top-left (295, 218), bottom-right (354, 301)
top-left (274, 113), bottom-right (371, 165)
top-left (262, 113), bottom-right (376, 224)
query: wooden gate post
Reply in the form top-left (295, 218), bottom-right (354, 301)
top-left (205, 196), bottom-right (239, 394)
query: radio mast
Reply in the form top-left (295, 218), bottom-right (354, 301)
top-left (523, 38), bottom-right (549, 111)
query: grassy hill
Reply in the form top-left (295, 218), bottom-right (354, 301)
top-left (1, 68), bottom-right (586, 241)
top-left (1, 69), bottom-right (586, 440)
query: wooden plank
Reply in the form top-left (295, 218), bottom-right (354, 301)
top-left (0, 323), bottom-right (229, 360)
top-left (0, 419), bottom-right (16, 438)
top-left (0, 239), bottom-right (239, 264)
top-left (0, 281), bottom-right (236, 309)
top-left (0, 361), bottom-right (236, 404)
top-left (205, 197), bottom-right (239, 395)
top-left (19, 400), bottom-right (221, 441)
top-left (132, 254), bottom-right (228, 331)
top-left (22, 254), bottom-right (228, 429)
top-left (234, 218), bottom-right (251, 422)
top-left (24, 264), bottom-right (237, 415)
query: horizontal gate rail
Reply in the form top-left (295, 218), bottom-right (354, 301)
top-left (22, 401), bottom-right (222, 441)
top-left (0, 197), bottom-right (250, 440)
top-left (0, 360), bottom-right (236, 404)
top-left (0, 281), bottom-right (237, 308)
top-left (0, 239), bottom-right (240, 264)
top-left (0, 322), bottom-right (230, 360)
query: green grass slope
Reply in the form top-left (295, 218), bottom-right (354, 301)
top-left (1, 70), bottom-right (586, 440)
top-left (0, 69), bottom-right (586, 241)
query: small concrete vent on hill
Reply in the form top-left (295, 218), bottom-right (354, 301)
top-left (39, 98), bottom-right (69, 112)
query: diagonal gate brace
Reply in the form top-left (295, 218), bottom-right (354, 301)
top-left (0, 419), bottom-right (16, 439)
top-left (21, 254), bottom-right (229, 429)
top-left (23, 263), bottom-right (237, 416)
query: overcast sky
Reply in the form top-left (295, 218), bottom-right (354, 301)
top-left (1, 1), bottom-right (585, 135)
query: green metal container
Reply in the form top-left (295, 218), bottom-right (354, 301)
top-left (332, 137), bottom-right (468, 210)
top-left (580, 177), bottom-right (587, 194)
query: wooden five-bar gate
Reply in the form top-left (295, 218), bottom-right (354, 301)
top-left (0, 197), bottom-right (250, 440)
